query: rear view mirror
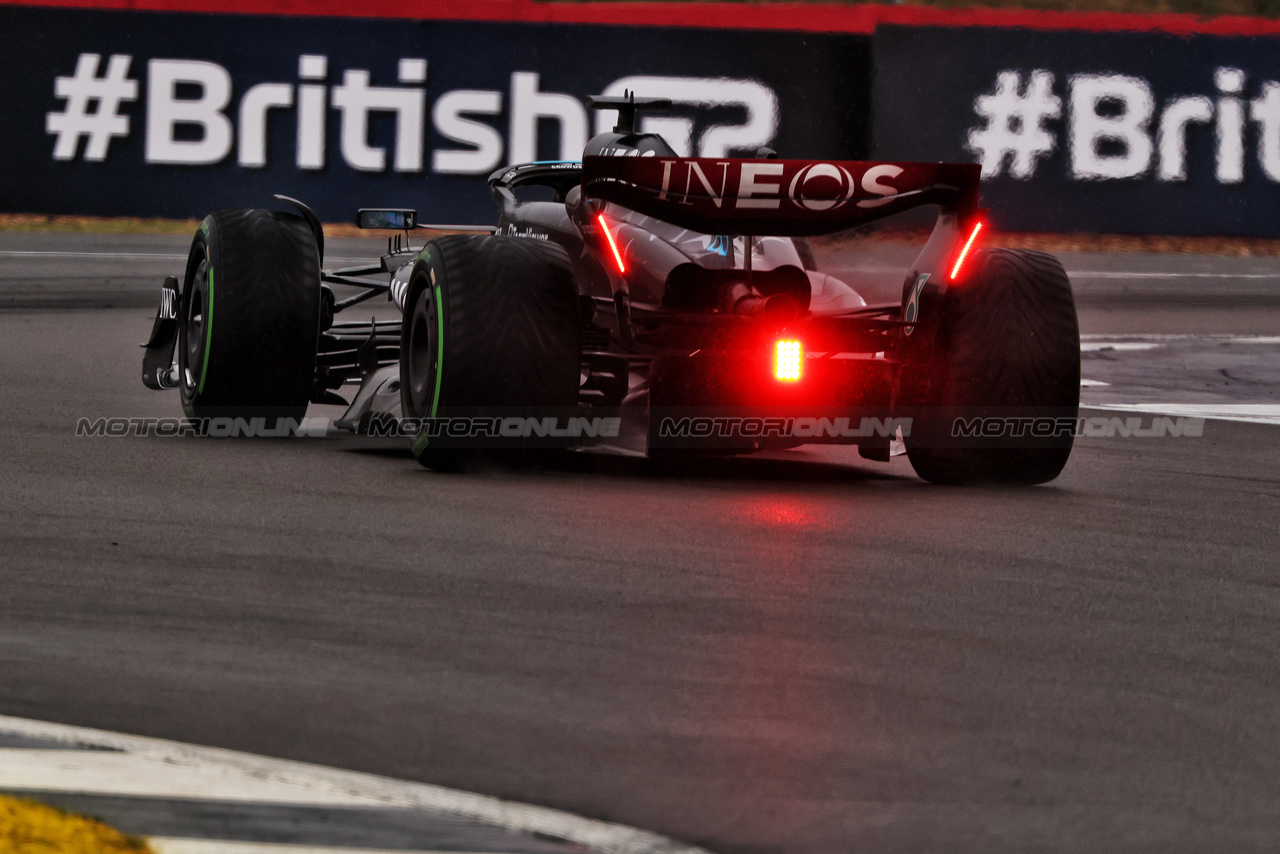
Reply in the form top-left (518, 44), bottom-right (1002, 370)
top-left (356, 209), bottom-right (417, 230)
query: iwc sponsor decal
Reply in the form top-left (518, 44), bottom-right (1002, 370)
top-left (499, 224), bottom-right (549, 240)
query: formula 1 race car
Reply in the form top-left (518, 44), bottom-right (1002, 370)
top-left (141, 95), bottom-right (1080, 484)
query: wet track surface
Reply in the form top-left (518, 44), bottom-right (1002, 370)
top-left (2, 233), bottom-right (1279, 853)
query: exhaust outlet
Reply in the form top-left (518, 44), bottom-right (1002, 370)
top-left (722, 281), bottom-right (799, 325)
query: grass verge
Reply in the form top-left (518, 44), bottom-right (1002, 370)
top-left (0, 794), bottom-right (153, 854)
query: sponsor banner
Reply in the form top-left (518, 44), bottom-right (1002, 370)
top-left (0, 5), bottom-right (871, 223)
top-left (874, 24), bottom-right (1280, 236)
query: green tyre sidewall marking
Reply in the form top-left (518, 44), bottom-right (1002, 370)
top-left (430, 282), bottom-right (443, 417)
top-left (410, 274), bottom-right (445, 458)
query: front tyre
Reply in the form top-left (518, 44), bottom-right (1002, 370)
top-left (902, 248), bottom-right (1080, 485)
top-left (178, 209), bottom-right (321, 430)
top-left (399, 235), bottom-right (581, 471)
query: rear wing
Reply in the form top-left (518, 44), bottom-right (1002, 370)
top-left (581, 157), bottom-right (981, 237)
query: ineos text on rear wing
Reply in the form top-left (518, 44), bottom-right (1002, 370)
top-left (581, 157), bottom-right (981, 237)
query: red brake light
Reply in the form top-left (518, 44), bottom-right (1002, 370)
top-left (949, 220), bottom-right (984, 281)
top-left (775, 340), bottom-right (802, 381)
top-left (597, 213), bottom-right (626, 275)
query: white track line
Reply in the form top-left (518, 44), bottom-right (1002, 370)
top-left (151, 841), bottom-right (507, 854)
top-left (0, 251), bottom-right (187, 259)
top-left (1085, 403), bottom-right (1280, 425)
top-left (1068, 270), bottom-right (1280, 279)
top-left (1080, 334), bottom-right (1280, 344)
top-left (0, 716), bottom-right (708, 854)
top-left (1081, 342), bottom-right (1163, 351)
top-left (834, 265), bottom-right (1280, 281)
top-left (0, 251), bottom-right (377, 266)
top-left (0, 749), bottom-right (391, 806)
top-left (1, 251), bottom-right (1277, 279)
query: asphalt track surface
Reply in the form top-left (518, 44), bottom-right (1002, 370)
top-left (2, 232), bottom-right (1279, 854)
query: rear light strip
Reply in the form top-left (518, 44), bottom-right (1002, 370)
top-left (597, 213), bottom-right (627, 275)
top-left (949, 220), bottom-right (984, 281)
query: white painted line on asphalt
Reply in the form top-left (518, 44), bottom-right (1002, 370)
top-left (1080, 379), bottom-right (1111, 386)
top-left (0, 749), bottom-right (393, 806)
top-left (1080, 334), bottom-right (1280, 344)
top-left (1081, 342), bottom-right (1163, 351)
top-left (0, 251), bottom-right (375, 266)
top-left (792, 265), bottom-right (1278, 282)
top-left (1086, 403), bottom-right (1280, 425)
top-left (151, 840), bottom-right (507, 854)
top-left (1068, 270), bottom-right (1280, 279)
top-left (0, 716), bottom-right (710, 854)
top-left (0, 250), bottom-right (187, 259)
top-left (0, 251), bottom-right (1276, 280)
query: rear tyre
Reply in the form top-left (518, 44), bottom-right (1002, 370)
top-left (399, 235), bottom-right (581, 471)
top-left (178, 209), bottom-right (320, 431)
top-left (902, 248), bottom-right (1080, 485)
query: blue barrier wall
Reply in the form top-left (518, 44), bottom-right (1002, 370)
top-left (874, 24), bottom-right (1280, 236)
top-left (5, 4), bottom-right (1280, 235)
top-left (0, 6), bottom-right (871, 224)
